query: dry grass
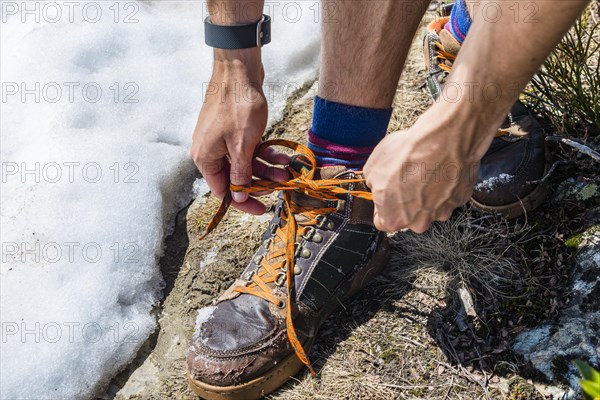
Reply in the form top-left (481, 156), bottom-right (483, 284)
top-left (392, 211), bottom-right (529, 299)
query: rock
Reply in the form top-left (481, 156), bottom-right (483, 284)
top-left (512, 207), bottom-right (600, 399)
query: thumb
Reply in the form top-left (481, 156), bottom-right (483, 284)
top-left (373, 208), bottom-right (385, 232)
top-left (229, 152), bottom-right (253, 204)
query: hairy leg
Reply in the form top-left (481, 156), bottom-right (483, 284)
top-left (319, 0), bottom-right (430, 109)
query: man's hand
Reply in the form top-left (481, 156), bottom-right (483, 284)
top-left (191, 49), bottom-right (290, 215)
top-left (364, 105), bottom-right (487, 233)
top-left (365, 0), bottom-right (590, 233)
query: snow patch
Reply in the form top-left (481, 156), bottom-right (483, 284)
top-left (192, 178), bottom-right (211, 199)
top-left (195, 306), bottom-right (217, 331)
top-left (199, 246), bottom-right (220, 272)
top-left (475, 173), bottom-right (513, 192)
top-left (195, 306), bottom-right (218, 346)
top-left (1, 1), bottom-right (320, 398)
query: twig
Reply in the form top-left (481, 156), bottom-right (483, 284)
top-left (546, 135), bottom-right (600, 162)
top-left (443, 376), bottom-right (455, 400)
top-left (396, 335), bottom-right (427, 349)
top-left (526, 160), bottom-right (572, 185)
top-left (436, 361), bottom-right (492, 400)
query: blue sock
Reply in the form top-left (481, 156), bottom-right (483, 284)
top-left (308, 96), bottom-right (392, 169)
top-left (446, 0), bottom-right (472, 43)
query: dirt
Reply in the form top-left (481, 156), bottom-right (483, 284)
top-left (101, 9), bottom-right (600, 400)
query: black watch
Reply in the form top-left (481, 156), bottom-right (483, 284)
top-left (204, 14), bottom-right (271, 49)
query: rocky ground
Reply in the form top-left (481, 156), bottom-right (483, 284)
top-left (101, 8), bottom-right (600, 400)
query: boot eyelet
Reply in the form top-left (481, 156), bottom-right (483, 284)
top-left (253, 255), bottom-right (263, 265)
top-left (242, 270), bottom-right (255, 282)
top-left (326, 221), bottom-right (335, 230)
top-left (276, 300), bottom-right (286, 309)
top-left (312, 233), bottom-right (323, 243)
top-left (294, 242), bottom-right (303, 258)
top-left (270, 224), bottom-right (278, 235)
top-left (294, 265), bottom-right (302, 275)
top-left (301, 248), bottom-right (311, 259)
top-left (262, 238), bottom-right (271, 249)
top-left (275, 272), bottom-right (286, 287)
top-left (302, 226), bottom-right (315, 241)
top-left (281, 262), bottom-right (288, 273)
top-left (315, 215), bottom-right (327, 229)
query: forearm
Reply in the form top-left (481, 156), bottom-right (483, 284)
top-left (439, 0), bottom-right (590, 159)
top-left (207, 0), bottom-right (265, 78)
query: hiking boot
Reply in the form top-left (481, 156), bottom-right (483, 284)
top-left (186, 148), bottom-right (390, 400)
top-left (423, 12), bottom-right (550, 218)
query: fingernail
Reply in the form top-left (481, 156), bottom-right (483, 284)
top-left (232, 191), bottom-right (246, 203)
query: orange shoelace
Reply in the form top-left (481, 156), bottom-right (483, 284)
top-left (435, 43), bottom-right (456, 73)
top-left (199, 139), bottom-right (373, 376)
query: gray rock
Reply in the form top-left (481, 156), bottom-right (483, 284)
top-left (512, 208), bottom-right (600, 399)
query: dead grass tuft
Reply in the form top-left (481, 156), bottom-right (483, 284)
top-left (391, 210), bottom-right (529, 299)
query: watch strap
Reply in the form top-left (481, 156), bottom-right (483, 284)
top-left (204, 15), bottom-right (271, 49)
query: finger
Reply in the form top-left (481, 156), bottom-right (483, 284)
top-left (435, 205), bottom-right (456, 222)
top-left (252, 159), bottom-right (290, 182)
top-left (257, 147), bottom-right (291, 166)
top-left (229, 151), bottom-right (253, 204)
top-left (250, 190), bottom-right (273, 197)
top-left (408, 221), bottom-right (432, 234)
top-left (450, 187), bottom-right (473, 207)
top-left (373, 210), bottom-right (386, 232)
top-left (373, 208), bottom-right (397, 233)
top-left (198, 158), bottom-right (229, 200)
top-left (232, 197), bottom-right (267, 215)
top-left (407, 213), bottom-right (433, 234)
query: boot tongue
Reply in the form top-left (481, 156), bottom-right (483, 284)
top-left (288, 155), bottom-right (346, 180)
top-left (287, 155), bottom-right (347, 213)
top-left (439, 28), bottom-right (461, 56)
top-left (288, 155), bottom-right (313, 177)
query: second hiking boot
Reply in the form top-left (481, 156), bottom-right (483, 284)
top-left (423, 14), bottom-right (550, 218)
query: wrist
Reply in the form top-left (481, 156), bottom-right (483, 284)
top-left (419, 100), bottom-right (497, 163)
top-left (213, 48), bottom-right (263, 82)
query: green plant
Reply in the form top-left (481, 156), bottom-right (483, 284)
top-left (524, 5), bottom-right (600, 137)
top-left (574, 360), bottom-right (600, 400)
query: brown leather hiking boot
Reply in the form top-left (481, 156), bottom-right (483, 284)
top-left (186, 140), bottom-right (390, 400)
top-left (423, 13), bottom-right (550, 218)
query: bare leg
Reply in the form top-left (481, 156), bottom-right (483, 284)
top-left (319, 0), bottom-right (430, 109)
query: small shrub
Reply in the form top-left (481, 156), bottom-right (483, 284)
top-left (524, 4), bottom-right (600, 137)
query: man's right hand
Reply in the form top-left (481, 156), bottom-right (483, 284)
top-left (191, 49), bottom-right (290, 215)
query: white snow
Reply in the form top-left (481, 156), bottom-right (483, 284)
top-left (474, 173), bottom-right (513, 192)
top-left (0, 1), bottom-right (320, 399)
top-left (194, 306), bottom-right (217, 346)
top-left (195, 305), bottom-right (217, 331)
top-left (199, 245), bottom-right (219, 272)
top-left (192, 178), bottom-right (211, 199)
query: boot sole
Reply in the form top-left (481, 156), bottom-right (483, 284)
top-left (186, 349), bottom-right (307, 400)
top-left (186, 236), bottom-right (391, 400)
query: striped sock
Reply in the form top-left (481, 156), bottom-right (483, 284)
top-left (445, 0), bottom-right (472, 43)
top-left (308, 96), bottom-right (392, 169)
